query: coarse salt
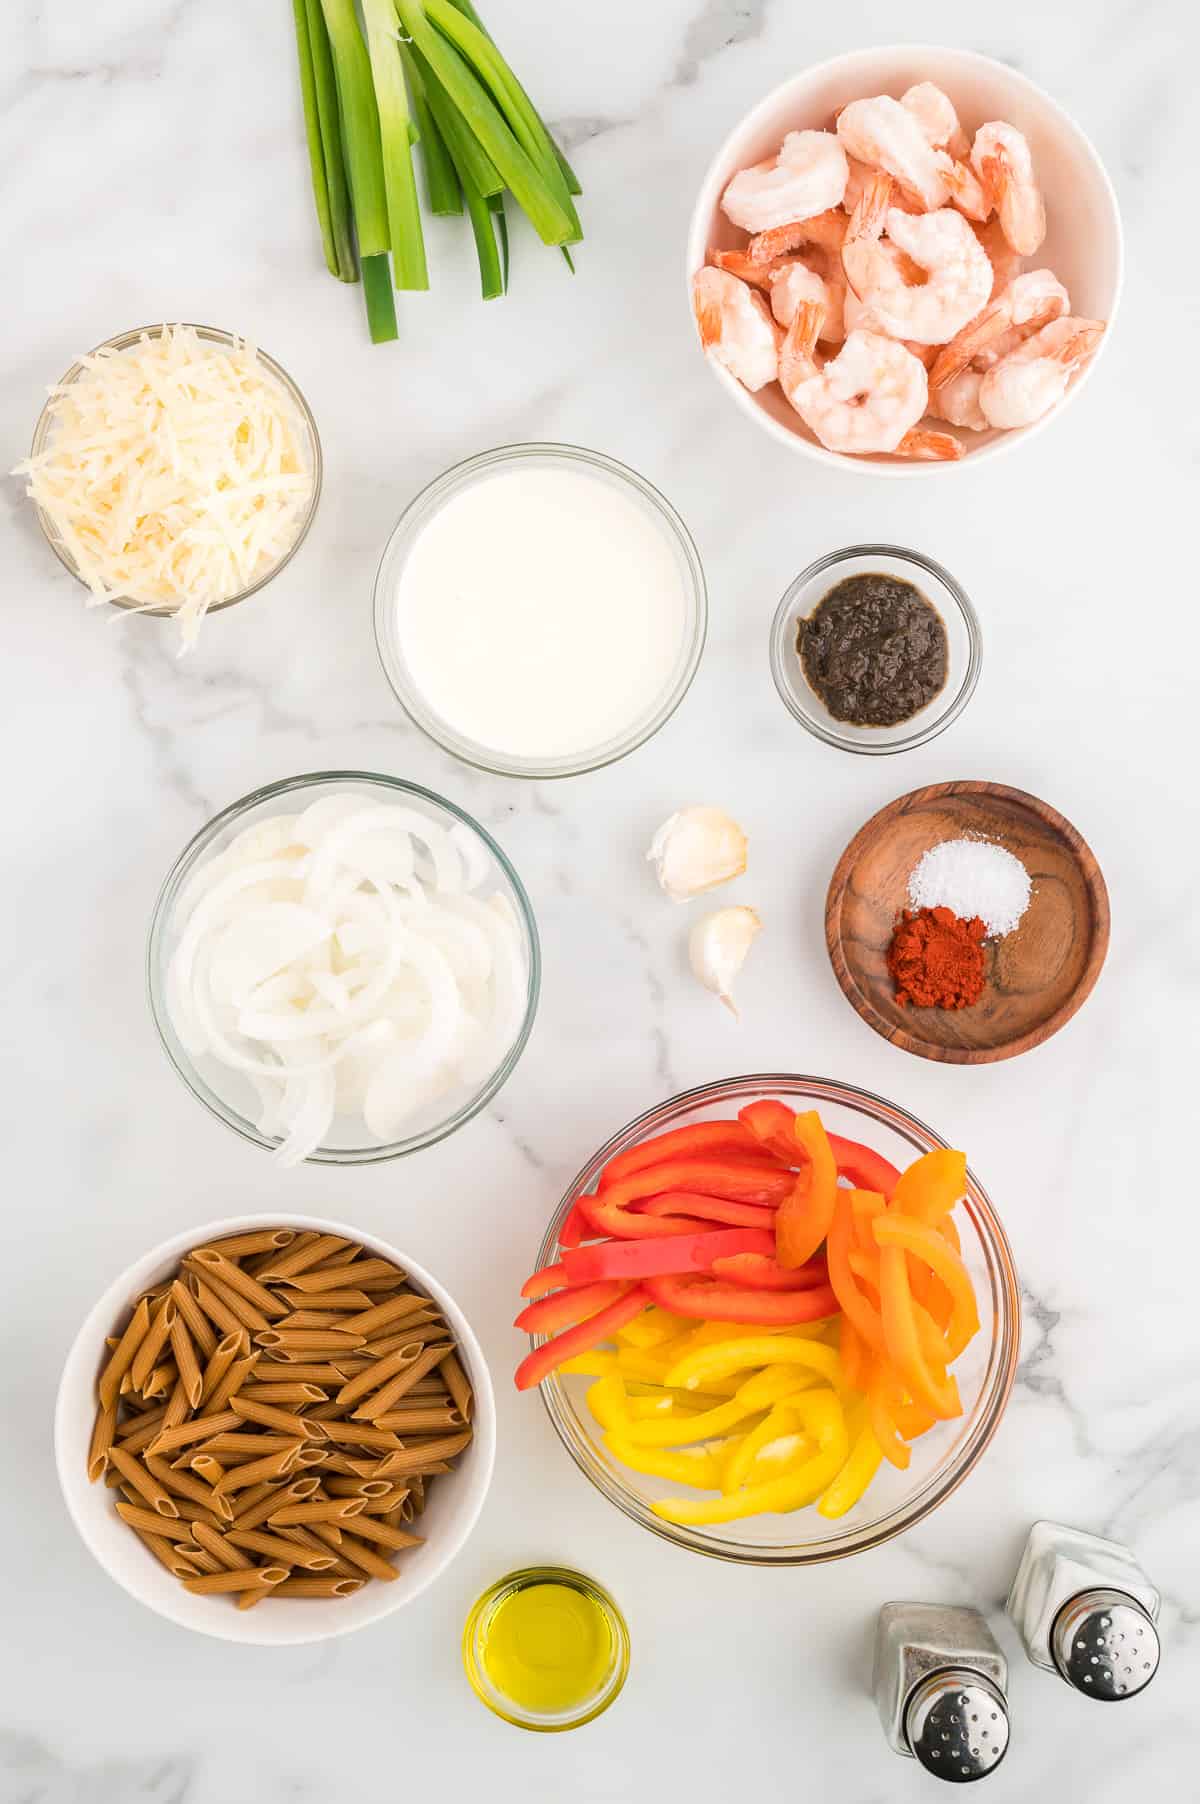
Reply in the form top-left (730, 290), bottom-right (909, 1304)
top-left (907, 837), bottom-right (1031, 937)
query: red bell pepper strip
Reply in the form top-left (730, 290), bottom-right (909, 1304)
top-left (776, 1112), bottom-right (838, 1269)
top-left (561, 1228), bottom-right (775, 1285)
top-left (514, 1280), bottom-right (632, 1335)
top-left (827, 1133), bottom-right (900, 1198)
top-left (580, 1160), bottom-right (795, 1241)
top-left (708, 1252), bottom-right (829, 1292)
top-left (520, 1261), bottom-right (568, 1300)
top-left (643, 1272), bottom-right (839, 1325)
top-left (633, 1193), bottom-right (778, 1231)
top-left (580, 1194), bottom-right (715, 1240)
top-left (598, 1120), bottom-right (756, 1187)
top-left (558, 1203), bottom-right (588, 1249)
top-left (514, 1286), bottom-right (650, 1391)
top-left (738, 1099), bottom-right (801, 1165)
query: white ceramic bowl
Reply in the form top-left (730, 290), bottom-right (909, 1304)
top-left (686, 44), bottom-right (1123, 476)
top-left (55, 1214), bottom-right (496, 1646)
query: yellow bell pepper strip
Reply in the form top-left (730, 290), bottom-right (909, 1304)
top-left (745, 1431), bottom-right (817, 1484)
top-left (670, 1318), bottom-right (799, 1351)
top-left (645, 1272), bottom-right (839, 1326)
top-left (892, 1149), bottom-right (967, 1223)
top-left (666, 1333), bottom-right (844, 1395)
top-left (621, 1396), bottom-right (760, 1446)
top-left (826, 1133), bottom-right (900, 1198)
top-left (557, 1350), bottom-right (618, 1378)
top-left (514, 1280), bottom-right (632, 1335)
top-left (827, 1189), bottom-right (886, 1354)
top-left (873, 1212), bottom-right (979, 1360)
top-left (599, 1119), bottom-right (758, 1186)
top-left (624, 1382), bottom-right (735, 1412)
top-left (561, 1227), bottom-right (775, 1284)
top-left (722, 1402), bottom-right (806, 1493)
top-left (520, 1260), bottom-right (567, 1299)
top-left (634, 1193), bottom-right (778, 1230)
top-left (584, 1374), bottom-right (629, 1433)
top-left (851, 1189), bottom-right (885, 1257)
top-left (709, 1251), bottom-right (830, 1292)
top-left (514, 1286), bottom-right (650, 1391)
top-left (625, 1394), bottom-right (676, 1419)
top-left (615, 1306), bottom-right (689, 1349)
top-left (776, 1110), bottom-right (838, 1269)
top-left (616, 1346), bottom-right (741, 1395)
top-left (735, 1362), bottom-right (823, 1412)
top-left (818, 1420), bottom-right (884, 1518)
top-left (604, 1433), bottom-right (724, 1489)
top-left (867, 1367), bottom-right (911, 1469)
top-left (651, 1390), bottom-right (847, 1525)
top-left (878, 1243), bottom-right (961, 1421)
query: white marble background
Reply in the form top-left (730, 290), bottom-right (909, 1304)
top-left (2, 1), bottom-right (1197, 1798)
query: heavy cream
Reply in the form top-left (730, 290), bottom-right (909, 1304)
top-left (391, 460), bottom-right (694, 764)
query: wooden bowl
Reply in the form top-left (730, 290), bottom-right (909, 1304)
top-left (825, 781), bottom-right (1110, 1063)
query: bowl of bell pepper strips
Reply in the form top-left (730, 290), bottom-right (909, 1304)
top-left (514, 1075), bottom-right (1019, 1564)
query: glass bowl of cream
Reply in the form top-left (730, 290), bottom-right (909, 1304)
top-left (373, 444), bottom-right (707, 778)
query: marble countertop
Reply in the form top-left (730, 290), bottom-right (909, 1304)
top-left (3, 1), bottom-right (1195, 1798)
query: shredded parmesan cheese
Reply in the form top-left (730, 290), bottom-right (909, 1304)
top-left (15, 325), bottom-right (315, 650)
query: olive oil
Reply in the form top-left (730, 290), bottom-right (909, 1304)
top-left (463, 1567), bottom-right (629, 1730)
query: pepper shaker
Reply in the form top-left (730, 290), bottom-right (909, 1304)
top-left (1006, 1520), bottom-right (1161, 1701)
top-left (873, 1602), bottom-right (1010, 1782)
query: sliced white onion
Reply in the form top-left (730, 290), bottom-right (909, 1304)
top-left (163, 793), bottom-right (528, 1165)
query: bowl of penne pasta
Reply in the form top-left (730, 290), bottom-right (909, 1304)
top-left (55, 1215), bottom-right (496, 1644)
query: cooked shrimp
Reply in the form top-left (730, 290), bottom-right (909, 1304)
top-left (890, 427), bottom-right (965, 461)
top-left (836, 95), bottom-right (949, 211)
top-left (927, 367), bottom-right (988, 431)
top-left (843, 154), bottom-right (921, 217)
top-left (746, 207), bottom-right (847, 266)
top-left (842, 283), bottom-right (935, 365)
top-left (972, 217), bottom-right (1023, 298)
top-left (971, 122), bottom-right (1045, 255)
top-left (938, 156), bottom-right (992, 222)
top-left (842, 180), bottom-right (993, 344)
top-left (691, 267), bottom-right (781, 392)
top-left (901, 82), bottom-right (970, 159)
top-left (768, 259), bottom-right (844, 341)
top-left (779, 301), bottom-right (928, 454)
top-left (710, 247), bottom-right (787, 290)
top-left (928, 269), bottom-right (1070, 388)
top-left (977, 317), bottom-right (1104, 427)
top-left (721, 130), bottom-right (849, 234)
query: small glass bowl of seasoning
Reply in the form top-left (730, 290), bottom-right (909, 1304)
top-left (462, 1566), bottom-right (630, 1731)
top-left (769, 545), bottom-right (981, 755)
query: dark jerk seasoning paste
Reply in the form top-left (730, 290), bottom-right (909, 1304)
top-left (796, 573), bottom-right (948, 727)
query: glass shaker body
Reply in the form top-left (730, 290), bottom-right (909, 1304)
top-left (874, 1602), bottom-right (1010, 1781)
top-left (1007, 1520), bottom-right (1161, 1699)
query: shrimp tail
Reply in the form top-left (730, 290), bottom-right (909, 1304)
top-left (779, 300), bottom-right (825, 393)
top-left (939, 156), bottom-right (992, 222)
top-left (693, 292), bottom-right (725, 350)
top-left (845, 171), bottom-right (893, 245)
top-left (711, 248), bottom-right (783, 289)
top-left (1058, 323), bottom-right (1105, 367)
top-left (928, 305), bottom-right (1006, 389)
top-left (748, 208), bottom-right (847, 264)
top-left (892, 427), bottom-right (966, 461)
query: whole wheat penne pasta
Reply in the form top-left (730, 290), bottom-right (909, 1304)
top-left (372, 1406), bottom-right (466, 1432)
top-left (339, 1293), bottom-right (429, 1338)
top-left (227, 1528), bottom-right (335, 1570)
top-left (194, 1433), bottom-right (303, 1460)
top-left (186, 1273), bottom-right (246, 1338)
top-left (309, 1422), bottom-right (404, 1450)
top-left (190, 1518), bottom-right (253, 1571)
top-left (230, 1397), bottom-right (320, 1438)
top-left (97, 1299), bottom-right (151, 1410)
top-left (185, 1248), bottom-right (288, 1319)
top-left (344, 1514), bottom-right (424, 1552)
top-left (161, 1375), bottom-right (191, 1431)
top-left (409, 1475), bottom-right (426, 1515)
top-left (175, 1541), bottom-right (225, 1576)
top-left (256, 1329), bottom-right (367, 1354)
top-left (280, 1259), bottom-right (397, 1295)
top-left (145, 1454), bottom-right (226, 1514)
top-left (296, 1526), bottom-right (360, 1577)
top-left (168, 1314), bottom-right (204, 1410)
top-left (183, 1565), bottom-right (288, 1595)
top-left (326, 1529), bottom-right (400, 1581)
top-left (354, 1358), bottom-right (451, 1421)
top-left (356, 1485), bottom-right (414, 1515)
top-left (324, 1477), bottom-right (393, 1498)
top-left (293, 1446), bottom-right (329, 1468)
top-left (267, 1497), bottom-right (367, 1526)
top-left (129, 1296), bottom-right (176, 1393)
top-left (168, 1497), bottom-right (229, 1530)
top-left (336, 1344), bottom-right (420, 1409)
top-left (191, 1268), bottom-right (273, 1334)
top-left (134, 1282), bottom-right (172, 1308)
top-left (116, 1500), bottom-right (198, 1541)
top-left (307, 1243), bottom-right (364, 1270)
top-left (269, 1576), bottom-right (364, 1598)
top-left (205, 1349), bottom-right (262, 1416)
top-left (368, 1451), bottom-right (411, 1478)
top-left (139, 1362), bottom-right (177, 1399)
top-left (252, 1363), bottom-right (342, 1386)
top-left (361, 1329), bottom-right (450, 1361)
top-left (198, 1330), bottom-right (248, 1407)
top-left (403, 1377), bottom-right (452, 1396)
top-left (201, 1230), bottom-right (296, 1260)
top-left (255, 1234), bottom-right (351, 1282)
top-left (392, 1495), bottom-right (417, 1525)
top-left (106, 1444), bottom-right (180, 1518)
top-left (237, 1383), bottom-right (327, 1406)
top-left (358, 1341), bottom-right (451, 1412)
top-left (231, 1476), bottom-right (317, 1531)
top-left (216, 1445), bottom-right (305, 1494)
top-left (146, 1409), bottom-right (241, 1458)
top-left (87, 1399), bottom-right (118, 1481)
top-left (128, 1524), bottom-right (200, 1578)
top-left (116, 1410), bottom-right (169, 1456)
top-left (274, 1311), bottom-right (345, 1331)
top-left (437, 1350), bottom-right (474, 1421)
top-left (275, 1289), bottom-right (373, 1313)
top-left (169, 1278), bottom-right (218, 1360)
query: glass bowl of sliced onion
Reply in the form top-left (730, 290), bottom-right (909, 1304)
top-left (147, 772), bottom-right (540, 1165)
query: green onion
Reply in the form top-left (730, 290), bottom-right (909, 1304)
top-left (489, 192), bottom-right (510, 293)
top-left (440, 0), bottom-right (581, 193)
top-left (406, 43), bottom-right (502, 197)
top-left (412, 49), bottom-right (503, 299)
top-left (361, 0), bottom-right (428, 289)
top-left (361, 252), bottom-right (399, 342)
top-left (291, 0), bottom-right (336, 276)
top-left (403, 47), bottom-right (462, 216)
top-left (319, 0), bottom-right (389, 258)
top-left (394, 0), bottom-right (574, 246)
top-left (301, 0), bottom-right (357, 279)
top-left (423, 0), bottom-right (581, 241)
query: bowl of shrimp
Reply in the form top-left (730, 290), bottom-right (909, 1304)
top-left (686, 45), bottom-right (1122, 475)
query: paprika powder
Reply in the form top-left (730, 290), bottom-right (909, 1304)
top-left (886, 905), bottom-right (986, 1009)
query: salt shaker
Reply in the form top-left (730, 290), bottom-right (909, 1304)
top-left (873, 1602), bottom-right (1010, 1782)
top-left (1006, 1520), bottom-right (1161, 1701)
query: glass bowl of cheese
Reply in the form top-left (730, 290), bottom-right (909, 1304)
top-left (20, 323), bottom-right (321, 649)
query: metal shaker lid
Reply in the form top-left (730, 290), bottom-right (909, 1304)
top-left (904, 1668), bottom-right (1010, 1782)
top-left (1051, 1588), bottom-right (1160, 1700)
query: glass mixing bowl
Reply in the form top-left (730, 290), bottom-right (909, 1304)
top-left (147, 771), bottom-right (540, 1164)
top-left (533, 1074), bottom-right (1019, 1564)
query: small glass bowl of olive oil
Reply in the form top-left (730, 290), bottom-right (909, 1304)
top-left (463, 1567), bottom-right (630, 1731)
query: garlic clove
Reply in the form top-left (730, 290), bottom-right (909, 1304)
top-left (688, 907), bottom-right (762, 1017)
top-left (647, 806), bottom-right (748, 902)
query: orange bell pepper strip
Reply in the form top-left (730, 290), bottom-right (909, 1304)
top-left (514, 1280), bottom-right (632, 1335)
top-left (708, 1252), bottom-right (829, 1292)
top-left (598, 1120), bottom-right (758, 1186)
top-left (839, 1315), bottom-right (869, 1392)
top-left (873, 1212), bottom-right (979, 1359)
top-left (878, 1243), bottom-right (961, 1420)
top-left (891, 1149), bottom-right (967, 1223)
top-left (644, 1272), bottom-right (839, 1326)
top-left (851, 1189), bottom-right (885, 1257)
top-left (866, 1366), bottom-right (912, 1469)
top-left (776, 1111), bottom-right (838, 1269)
top-left (632, 1193), bottom-right (778, 1231)
top-left (514, 1286), bottom-right (650, 1391)
top-left (827, 1189), bottom-right (885, 1354)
